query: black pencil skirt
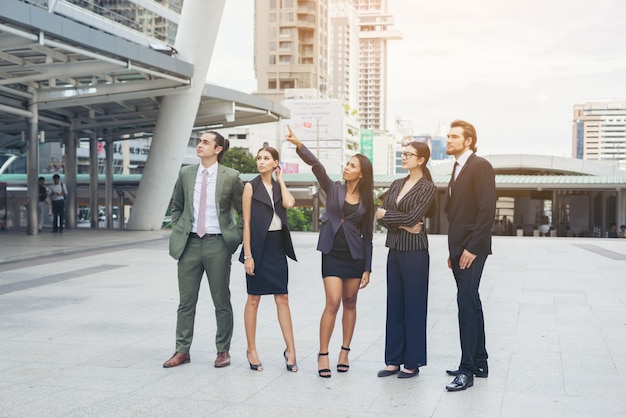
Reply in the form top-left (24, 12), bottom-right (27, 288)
top-left (246, 231), bottom-right (288, 295)
top-left (321, 227), bottom-right (364, 279)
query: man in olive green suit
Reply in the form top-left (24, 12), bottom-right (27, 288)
top-left (163, 131), bottom-right (244, 369)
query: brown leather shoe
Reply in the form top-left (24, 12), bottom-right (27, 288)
top-left (163, 352), bottom-right (190, 368)
top-left (214, 351), bottom-right (231, 368)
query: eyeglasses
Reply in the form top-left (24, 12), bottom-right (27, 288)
top-left (401, 151), bottom-right (419, 159)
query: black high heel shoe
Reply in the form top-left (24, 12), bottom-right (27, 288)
top-left (337, 346), bottom-right (350, 373)
top-left (246, 352), bottom-right (263, 371)
top-left (318, 352), bottom-right (331, 378)
top-left (283, 349), bottom-right (298, 372)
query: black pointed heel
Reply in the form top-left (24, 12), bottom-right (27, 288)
top-left (337, 346), bottom-right (350, 373)
top-left (317, 352), bottom-right (331, 378)
top-left (283, 349), bottom-right (298, 372)
top-left (246, 352), bottom-right (263, 371)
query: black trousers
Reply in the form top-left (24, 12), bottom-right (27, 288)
top-left (51, 200), bottom-right (65, 231)
top-left (451, 254), bottom-right (488, 374)
top-left (384, 249), bottom-right (429, 369)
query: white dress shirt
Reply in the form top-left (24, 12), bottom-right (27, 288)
top-left (454, 149), bottom-right (474, 181)
top-left (193, 163), bottom-right (221, 234)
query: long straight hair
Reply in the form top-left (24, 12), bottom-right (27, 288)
top-left (353, 153), bottom-right (375, 235)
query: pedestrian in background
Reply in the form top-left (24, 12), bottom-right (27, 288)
top-left (48, 174), bottom-right (66, 233)
top-left (37, 176), bottom-right (49, 232)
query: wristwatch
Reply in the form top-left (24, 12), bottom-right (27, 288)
top-left (243, 255), bottom-right (252, 260)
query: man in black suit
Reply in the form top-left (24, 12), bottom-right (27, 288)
top-left (444, 120), bottom-right (496, 391)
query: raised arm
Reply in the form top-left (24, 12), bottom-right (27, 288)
top-left (285, 124), bottom-right (303, 150)
top-left (285, 124), bottom-right (333, 192)
top-left (275, 165), bottom-right (295, 209)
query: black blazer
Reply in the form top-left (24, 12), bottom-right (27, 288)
top-left (297, 144), bottom-right (373, 271)
top-left (239, 175), bottom-right (296, 263)
top-left (445, 153), bottom-right (496, 258)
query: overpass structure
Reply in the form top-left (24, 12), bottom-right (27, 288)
top-left (0, 0), bottom-right (289, 234)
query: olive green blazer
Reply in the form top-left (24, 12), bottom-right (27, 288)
top-left (169, 163), bottom-right (244, 259)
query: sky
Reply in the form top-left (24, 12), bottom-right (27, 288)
top-left (207, 0), bottom-right (626, 157)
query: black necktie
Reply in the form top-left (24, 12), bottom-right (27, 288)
top-left (452, 162), bottom-right (459, 181)
top-left (449, 162), bottom-right (459, 196)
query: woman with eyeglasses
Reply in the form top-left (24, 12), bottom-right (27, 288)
top-left (375, 141), bottom-right (436, 379)
top-left (285, 124), bottom-right (374, 378)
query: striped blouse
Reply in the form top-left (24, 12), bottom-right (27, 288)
top-left (379, 176), bottom-right (436, 251)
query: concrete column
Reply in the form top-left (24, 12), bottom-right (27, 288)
top-left (27, 89), bottom-right (38, 235)
top-left (89, 133), bottom-right (99, 228)
top-left (65, 130), bottom-right (77, 229)
top-left (127, 0), bottom-right (227, 230)
top-left (105, 140), bottom-right (114, 229)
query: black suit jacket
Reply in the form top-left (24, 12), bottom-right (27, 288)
top-left (445, 153), bottom-right (496, 258)
top-left (238, 175), bottom-right (296, 264)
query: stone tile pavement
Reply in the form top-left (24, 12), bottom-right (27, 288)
top-left (1, 228), bottom-right (625, 417)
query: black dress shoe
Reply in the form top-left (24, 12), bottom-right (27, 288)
top-left (446, 373), bottom-right (474, 391)
top-left (377, 367), bottom-right (400, 377)
top-left (446, 367), bottom-right (488, 378)
top-left (397, 368), bottom-right (419, 379)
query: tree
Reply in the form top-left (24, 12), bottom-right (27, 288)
top-left (288, 207), bottom-right (313, 231)
top-left (221, 147), bottom-right (256, 173)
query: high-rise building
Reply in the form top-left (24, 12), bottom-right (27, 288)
top-left (328, 0), bottom-right (359, 111)
top-left (431, 122), bottom-right (450, 162)
top-left (254, 0), bottom-right (329, 103)
top-left (253, 0), bottom-right (399, 132)
top-left (244, 0), bottom-right (400, 173)
top-left (573, 100), bottom-right (626, 170)
top-left (354, 0), bottom-right (401, 131)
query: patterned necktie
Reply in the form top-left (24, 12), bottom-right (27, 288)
top-left (196, 169), bottom-right (208, 237)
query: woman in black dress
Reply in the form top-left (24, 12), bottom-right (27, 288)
top-left (286, 125), bottom-right (374, 378)
top-left (240, 147), bottom-right (298, 372)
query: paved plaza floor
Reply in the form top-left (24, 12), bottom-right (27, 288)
top-left (0, 228), bottom-right (625, 417)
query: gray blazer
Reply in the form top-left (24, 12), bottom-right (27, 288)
top-left (169, 163), bottom-right (244, 259)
